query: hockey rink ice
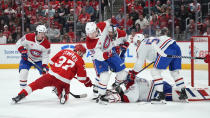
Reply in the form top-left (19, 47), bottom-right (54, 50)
top-left (0, 68), bottom-right (210, 118)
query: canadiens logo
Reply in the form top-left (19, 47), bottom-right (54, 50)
top-left (103, 36), bottom-right (111, 49)
top-left (30, 49), bottom-right (42, 57)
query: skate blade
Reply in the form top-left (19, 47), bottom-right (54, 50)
top-left (151, 100), bottom-right (166, 104)
top-left (180, 99), bottom-right (189, 103)
top-left (98, 100), bottom-right (108, 105)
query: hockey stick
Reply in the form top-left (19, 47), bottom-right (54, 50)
top-left (152, 43), bottom-right (207, 60)
top-left (28, 57), bottom-right (46, 73)
top-left (117, 61), bottom-right (155, 86)
top-left (28, 57), bottom-right (87, 98)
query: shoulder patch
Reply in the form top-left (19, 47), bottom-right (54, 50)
top-left (40, 38), bottom-right (51, 49)
top-left (25, 33), bottom-right (36, 42)
top-left (97, 22), bottom-right (106, 32)
top-left (117, 29), bottom-right (126, 38)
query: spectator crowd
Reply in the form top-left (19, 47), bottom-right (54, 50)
top-left (0, 0), bottom-right (209, 44)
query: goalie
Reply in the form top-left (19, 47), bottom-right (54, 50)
top-left (105, 76), bottom-right (186, 103)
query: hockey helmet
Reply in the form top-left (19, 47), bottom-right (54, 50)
top-left (133, 34), bottom-right (145, 45)
top-left (36, 25), bottom-right (47, 33)
top-left (85, 22), bottom-right (97, 34)
top-left (74, 44), bottom-right (86, 57)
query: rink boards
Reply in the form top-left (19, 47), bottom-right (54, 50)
top-left (0, 42), bottom-right (208, 69)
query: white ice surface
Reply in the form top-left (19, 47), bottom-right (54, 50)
top-left (0, 68), bottom-right (210, 118)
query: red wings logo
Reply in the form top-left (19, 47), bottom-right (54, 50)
top-left (30, 49), bottom-right (42, 57)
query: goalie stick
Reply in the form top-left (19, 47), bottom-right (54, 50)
top-left (28, 57), bottom-right (87, 98)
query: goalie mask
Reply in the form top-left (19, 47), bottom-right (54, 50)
top-left (133, 34), bottom-right (145, 46)
top-left (74, 44), bottom-right (87, 57)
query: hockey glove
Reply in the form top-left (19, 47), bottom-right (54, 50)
top-left (204, 54), bottom-right (210, 63)
top-left (42, 64), bottom-right (49, 74)
top-left (18, 46), bottom-right (28, 61)
top-left (84, 77), bottom-right (92, 87)
top-left (115, 46), bottom-right (121, 55)
top-left (103, 50), bottom-right (113, 60)
top-left (120, 42), bottom-right (129, 51)
top-left (127, 70), bottom-right (138, 81)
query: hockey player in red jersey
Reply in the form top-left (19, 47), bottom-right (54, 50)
top-left (12, 44), bottom-right (93, 104)
top-left (16, 25), bottom-right (50, 89)
top-left (85, 21), bottom-right (128, 103)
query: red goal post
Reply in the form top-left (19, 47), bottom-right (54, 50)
top-left (190, 36), bottom-right (210, 87)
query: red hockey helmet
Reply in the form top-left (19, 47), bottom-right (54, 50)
top-left (74, 44), bottom-right (87, 57)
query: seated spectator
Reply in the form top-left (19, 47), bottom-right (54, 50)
top-left (186, 25), bottom-right (196, 41)
top-left (61, 33), bottom-right (70, 43)
top-left (3, 25), bottom-right (11, 39)
top-left (155, 26), bottom-right (161, 36)
top-left (203, 25), bottom-right (210, 36)
top-left (135, 14), bottom-right (149, 30)
top-left (65, 9), bottom-right (76, 32)
top-left (0, 30), bottom-right (7, 44)
top-left (4, 5), bottom-right (16, 15)
top-left (128, 28), bottom-right (136, 43)
top-left (44, 5), bottom-right (55, 18)
top-left (46, 23), bottom-right (61, 43)
top-left (68, 27), bottom-right (76, 43)
top-left (78, 8), bottom-right (91, 23)
top-left (85, 1), bottom-right (95, 21)
top-left (7, 34), bottom-right (15, 44)
top-left (174, 25), bottom-right (182, 41)
top-left (12, 26), bottom-right (22, 42)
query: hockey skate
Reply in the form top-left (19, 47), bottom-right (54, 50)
top-left (93, 84), bottom-right (99, 96)
top-left (52, 87), bottom-right (58, 96)
top-left (59, 89), bottom-right (68, 104)
top-left (12, 93), bottom-right (26, 103)
top-left (151, 91), bottom-right (166, 104)
top-left (179, 88), bottom-right (188, 102)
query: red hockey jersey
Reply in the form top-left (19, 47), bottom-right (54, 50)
top-left (49, 49), bottom-right (87, 84)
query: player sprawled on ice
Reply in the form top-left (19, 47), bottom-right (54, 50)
top-left (12, 44), bottom-right (93, 104)
top-left (104, 76), bottom-right (180, 103)
top-left (127, 28), bottom-right (188, 103)
top-left (16, 25), bottom-right (50, 89)
top-left (85, 21), bottom-right (128, 104)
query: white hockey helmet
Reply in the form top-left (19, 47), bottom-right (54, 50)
top-left (85, 22), bottom-right (97, 34)
top-left (36, 25), bottom-right (47, 33)
top-left (133, 34), bottom-right (145, 45)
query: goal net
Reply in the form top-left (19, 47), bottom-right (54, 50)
top-left (190, 36), bottom-right (210, 87)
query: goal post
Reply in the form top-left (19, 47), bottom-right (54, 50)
top-left (190, 36), bottom-right (210, 87)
